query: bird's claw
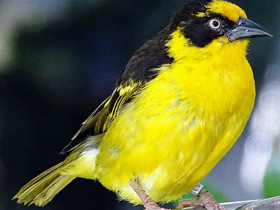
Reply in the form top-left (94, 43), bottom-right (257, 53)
top-left (143, 203), bottom-right (170, 210)
top-left (177, 189), bottom-right (225, 210)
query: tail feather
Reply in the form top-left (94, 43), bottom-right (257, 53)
top-left (14, 139), bottom-right (99, 206)
top-left (30, 176), bottom-right (74, 206)
top-left (16, 162), bottom-right (64, 196)
top-left (13, 162), bottom-right (75, 207)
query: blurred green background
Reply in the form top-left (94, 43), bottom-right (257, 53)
top-left (0, 0), bottom-right (279, 210)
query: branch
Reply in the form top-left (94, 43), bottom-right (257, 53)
top-left (174, 196), bottom-right (280, 210)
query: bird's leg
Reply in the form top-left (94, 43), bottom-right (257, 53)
top-left (130, 180), bottom-right (170, 210)
top-left (177, 184), bottom-right (225, 210)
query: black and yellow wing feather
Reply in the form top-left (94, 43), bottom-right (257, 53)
top-left (61, 28), bottom-right (173, 154)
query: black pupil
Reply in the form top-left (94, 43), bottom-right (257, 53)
top-left (212, 20), bottom-right (220, 27)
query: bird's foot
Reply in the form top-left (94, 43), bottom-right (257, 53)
top-left (130, 180), bottom-right (170, 210)
top-left (142, 199), bottom-right (170, 210)
top-left (177, 189), bottom-right (225, 210)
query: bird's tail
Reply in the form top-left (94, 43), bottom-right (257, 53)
top-left (13, 161), bottom-right (75, 207)
top-left (13, 140), bottom-right (99, 207)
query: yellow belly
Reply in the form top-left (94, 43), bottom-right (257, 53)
top-left (94, 56), bottom-right (255, 204)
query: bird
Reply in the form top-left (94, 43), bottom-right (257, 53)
top-left (13, 0), bottom-right (272, 210)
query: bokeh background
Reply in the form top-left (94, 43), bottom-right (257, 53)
top-left (0, 0), bottom-right (279, 210)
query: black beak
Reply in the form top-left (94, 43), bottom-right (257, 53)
top-left (226, 17), bottom-right (273, 42)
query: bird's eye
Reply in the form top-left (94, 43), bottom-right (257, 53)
top-left (208, 18), bottom-right (222, 30)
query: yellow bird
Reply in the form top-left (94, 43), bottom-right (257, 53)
top-left (14, 0), bottom-right (272, 209)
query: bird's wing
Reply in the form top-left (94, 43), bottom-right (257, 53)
top-left (61, 29), bottom-right (173, 154)
top-left (60, 81), bottom-right (142, 154)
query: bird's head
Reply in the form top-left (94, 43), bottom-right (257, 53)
top-left (166, 0), bottom-right (272, 59)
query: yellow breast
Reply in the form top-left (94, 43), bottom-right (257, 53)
top-left (95, 30), bottom-right (255, 204)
